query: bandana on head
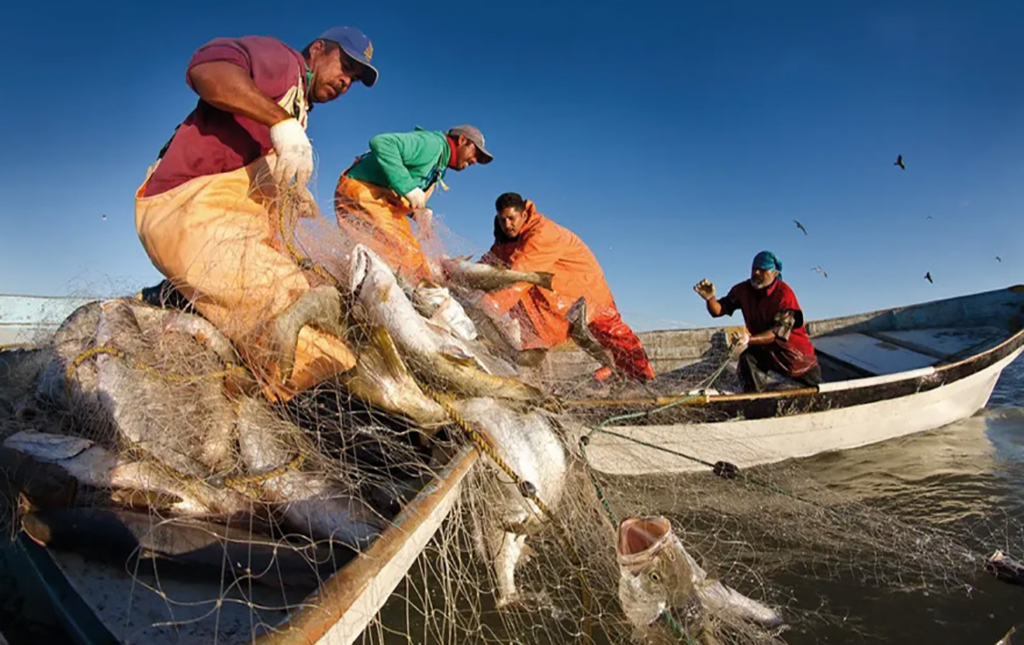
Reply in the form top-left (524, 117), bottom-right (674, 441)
top-left (752, 251), bottom-right (782, 273)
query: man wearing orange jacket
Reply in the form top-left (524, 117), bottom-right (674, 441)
top-left (476, 192), bottom-right (656, 382)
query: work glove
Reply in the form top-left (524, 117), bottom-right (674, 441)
top-left (731, 329), bottom-right (750, 354)
top-left (270, 118), bottom-right (318, 217)
top-left (404, 187), bottom-right (428, 211)
top-left (693, 279), bottom-right (716, 301)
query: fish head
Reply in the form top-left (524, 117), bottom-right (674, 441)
top-left (617, 516), bottom-right (698, 629)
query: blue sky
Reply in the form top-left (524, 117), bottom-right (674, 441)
top-left (2, 1), bottom-right (1023, 331)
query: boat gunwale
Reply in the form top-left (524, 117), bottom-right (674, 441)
top-left (254, 444), bottom-right (480, 645)
top-left (563, 321), bottom-right (1024, 421)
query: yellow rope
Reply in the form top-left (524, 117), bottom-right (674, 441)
top-left (221, 453), bottom-right (304, 495)
top-left (66, 345), bottom-right (249, 387)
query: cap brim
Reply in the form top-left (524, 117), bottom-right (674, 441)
top-left (340, 45), bottom-right (378, 87)
top-left (476, 145), bottom-right (494, 164)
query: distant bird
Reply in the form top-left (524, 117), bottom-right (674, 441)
top-left (997, 256), bottom-right (1002, 263)
top-left (925, 215), bottom-right (933, 221)
top-left (793, 219), bottom-right (808, 235)
top-left (894, 154), bottom-right (905, 170)
top-left (101, 214), bottom-right (107, 221)
top-left (924, 271), bottom-right (933, 284)
top-left (812, 266), bottom-right (828, 278)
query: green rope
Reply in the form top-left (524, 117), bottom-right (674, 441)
top-left (660, 609), bottom-right (701, 645)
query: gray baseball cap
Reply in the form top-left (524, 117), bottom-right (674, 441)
top-left (447, 125), bottom-right (493, 164)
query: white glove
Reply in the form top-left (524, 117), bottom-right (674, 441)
top-left (733, 330), bottom-right (750, 352)
top-left (404, 187), bottom-right (428, 210)
top-left (270, 118), bottom-right (314, 191)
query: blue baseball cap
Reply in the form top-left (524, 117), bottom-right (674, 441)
top-left (317, 26), bottom-right (378, 87)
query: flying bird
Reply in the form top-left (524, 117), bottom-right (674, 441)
top-left (101, 214), bottom-right (107, 221)
top-left (924, 271), bottom-right (933, 284)
top-left (812, 266), bottom-right (828, 278)
top-left (996, 256), bottom-right (1002, 262)
top-left (793, 219), bottom-right (808, 235)
top-left (894, 154), bottom-right (905, 170)
top-left (925, 215), bottom-right (933, 221)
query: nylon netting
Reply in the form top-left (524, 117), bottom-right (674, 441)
top-left (0, 192), bottom-right (1020, 645)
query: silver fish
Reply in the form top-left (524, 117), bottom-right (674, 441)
top-left (234, 397), bottom-right (386, 548)
top-left (339, 325), bottom-right (449, 430)
top-left (3, 430), bottom-right (250, 517)
top-left (441, 258), bottom-right (554, 293)
top-left (617, 516), bottom-right (782, 643)
top-left (348, 245), bottom-right (555, 407)
top-left (453, 397), bottom-right (568, 607)
top-left (997, 626), bottom-right (1016, 645)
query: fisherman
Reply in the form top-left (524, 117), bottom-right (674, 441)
top-left (134, 27), bottom-right (379, 402)
top-left (334, 125), bottom-right (493, 285)
top-left (693, 251), bottom-right (821, 393)
top-left (476, 193), bottom-right (656, 382)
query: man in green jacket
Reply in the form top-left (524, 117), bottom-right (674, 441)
top-left (334, 125), bottom-right (493, 284)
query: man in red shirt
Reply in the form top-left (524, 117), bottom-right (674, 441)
top-left (693, 251), bottom-right (821, 393)
top-left (134, 27), bottom-right (377, 402)
top-left (475, 193), bottom-right (655, 382)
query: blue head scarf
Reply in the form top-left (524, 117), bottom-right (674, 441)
top-left (752, 250), bottom-right (783, 273)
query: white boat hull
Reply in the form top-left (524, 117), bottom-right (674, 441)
top-left (585, 348), bottom-right (1023, 477)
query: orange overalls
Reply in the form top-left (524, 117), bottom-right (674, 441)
top-left (333, 169), bottom-right (434, 286)
top-left (480, 201), bottom-right (656, 381)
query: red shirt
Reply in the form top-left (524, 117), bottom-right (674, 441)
top-left (719, 279), bottom-right (818, 376)
top-left (143, 36), bottom-right (310, 197)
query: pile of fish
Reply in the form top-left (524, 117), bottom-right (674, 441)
top-left (0, 245), bottom-right (784, 642)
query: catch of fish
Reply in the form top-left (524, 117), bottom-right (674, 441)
top-left (0, 242), bottom-right (789, 644)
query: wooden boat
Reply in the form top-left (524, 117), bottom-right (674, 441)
top-left (0, 293), bottom-right (481, 644)
top-left (544, 286), bottom-right (1024, 476)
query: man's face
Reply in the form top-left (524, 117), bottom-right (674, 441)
top-left (308, 41), bottom-right (362, 103)
top-left (497, 206), bottom-right (528, 238)
top-left (750, 268), bottom-right (777, 290)
top-left (451, 135), bottom-right (480, 170)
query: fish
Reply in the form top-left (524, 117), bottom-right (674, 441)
top-left (440, 258), bottom-right (554, 292)
top-left (234, 396), bottom-right (386, 547)
top-left (793, 220), bottom-right (808, 236)
top-left (996, 626), bottom-right (1016, 645)
top-left (452, 397), bottom-right (568, 607)
top-left (339, 325), bottom-right (449, 431)
top-left (3, 430), bottom-right (251, 517)
top-left (616, 515), bottom-right (782, 644)
top-left (0, 347), bottom-right (55, 419)
top-left (20, 507), bottom-right (335, 589)
top-left (90, 299), bottom-right (237, 477)
top-left (347, 245), bottom-right (556, 407)
top-left (894, 154), bottom-right (906, 170)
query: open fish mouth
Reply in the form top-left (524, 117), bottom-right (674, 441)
top-left (617, 516), bottom-right (672, 571)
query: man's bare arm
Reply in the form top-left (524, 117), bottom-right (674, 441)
top-left (188, 61), bottom-right (291, 127)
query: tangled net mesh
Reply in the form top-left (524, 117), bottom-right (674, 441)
top-left (0, 193), bottom-right (1020, 645)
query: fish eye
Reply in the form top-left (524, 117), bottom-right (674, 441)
top-left (648, 571), bottom-right (661, 582)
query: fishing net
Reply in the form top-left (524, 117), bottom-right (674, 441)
top-left (0, 191), bottom-right (1021, 645)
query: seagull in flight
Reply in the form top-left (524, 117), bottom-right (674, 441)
top-left (101, 214), bottom-right (107, 221)
top-left (996, 256), bottom-right (1002, 263)
top-left (924, 271), bottom-right (933, 284)
top-left (812, 266), bottom-right (828, 278)
top-left (793, 220), bottom-right (808, 235)
top-left (894, 154), bottom-right (906, 170)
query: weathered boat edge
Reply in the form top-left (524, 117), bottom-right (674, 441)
top-left (255, 445), bottom-right (480, 645)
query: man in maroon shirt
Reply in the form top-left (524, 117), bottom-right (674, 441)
top-left (693, 251), bottom-right (822, 393)
top-left (134, 27), bottom-right (378, 402)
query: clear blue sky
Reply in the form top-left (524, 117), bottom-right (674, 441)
top-left (2, 1), bottom-right (1023, 331)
